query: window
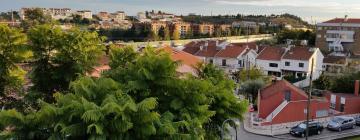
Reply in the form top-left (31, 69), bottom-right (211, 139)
top-left (284, 90), bottom-right (291, 101)
top-left (238, 60), bottom-right (242, 67)
top-left (285, 61), bottom-right (290, 66)
top-left (299, 63), bottom-right (304, 68)
top-left (269, 63), bottom-right (278, 67)
top-left (222, 59), bottom-right (226, 66)
top-left (316, 110), bottom-right (328, 118)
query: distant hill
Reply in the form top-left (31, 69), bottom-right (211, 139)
top-left (181, 13), bottom-right (310, 27)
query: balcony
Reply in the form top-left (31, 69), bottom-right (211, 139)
top-left (326, 30), bottom-right (355, 43)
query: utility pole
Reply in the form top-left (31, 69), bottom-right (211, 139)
top-left (305, 58), bottom-right (314, 140)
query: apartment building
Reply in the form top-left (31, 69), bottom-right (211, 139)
top-left (316, 17), bottom-right (360, 57)
top-left (256, 46), bottom-right (324, 83)
top-left (172, 22), bottom-right (191, 37)
top-left (192, 23), bottom-right (215, 36)
top-left (76, 10), bottom-right (92, 19)
top-left (111, 11), bottom-right (126, 22)
top-left (97, 12), bottom-right (110, 21)
top-left (20, 7), bottom-right (72, 20)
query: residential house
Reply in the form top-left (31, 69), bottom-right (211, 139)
top-left (111, 11), bottom-right (126, 22)
top-left (183, 40), bottom-right (258, 73)
top-left (160, 46), bottom-right (202, 76)
top-left (323, 56), bottom-right (348, 74)
top-left (257, 80), bottom-right (329, 125)
top-left (256, 46), bottom-right (324, 85)
top-left (20, 7), bottom-right (72, 20)
top-left (97, 12), bottom-right (110, 21)
top-left (324, 80), bottom-right (360, 115)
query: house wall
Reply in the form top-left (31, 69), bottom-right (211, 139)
top-left (258, 89), bottom-right (308, 119)
top-left (270, 100), bottom-right (329, 124)
top-left (281, 59), bottom-right (309, 72)
top-left (256, 59), bottom-right (282, 75)
top-left (324, 93), bottom-right (360, 115)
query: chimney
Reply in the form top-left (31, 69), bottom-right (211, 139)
top-left (355, 80), bottom-right (359, 96)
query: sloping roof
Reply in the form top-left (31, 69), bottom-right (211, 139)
top-left (256, 46), bottom-right (285, 61)
top-left (323, 18), bottom-right (360, 24)
top-left (260, 80), bottom-right (308, 99)
top-left (323, 56), bottom-right (347, 64)
top-left (282, 47), bottom-right (314, 61)
top-left (195, 41), bottom-right (223, 57)
top-left (215, 45), bottom-right (247, 58)
top-left (161, 46), bottom-right (202, 66)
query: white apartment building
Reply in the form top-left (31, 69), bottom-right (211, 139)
top-left (316, 17), bottom-right (360, 57)
top-left (77, 10), bottom-right (92, 19)
top-left (111, 11), bottom-right (126, 22)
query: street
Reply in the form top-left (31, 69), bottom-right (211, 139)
top-left (228, 123), bottom-right (360, 140)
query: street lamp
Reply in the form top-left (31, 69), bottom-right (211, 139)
top-left (221, 119), bottom-right (239, 140)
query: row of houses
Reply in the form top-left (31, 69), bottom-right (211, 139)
top-left (19, 7), bottom-right (93, 20)
top-left (182, 40), bottom-right (324, 85)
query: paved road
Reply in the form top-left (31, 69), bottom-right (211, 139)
top-left (231, 123), bottom-right (360, 140)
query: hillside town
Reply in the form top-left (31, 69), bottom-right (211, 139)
top-left (1, 2), bottom-right (360, 140)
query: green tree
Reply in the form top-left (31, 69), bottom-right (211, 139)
top-left (109, 45), bottom-right (138, 69)
top-left (148, 30), bottom-right (159, 41)
top-left (235, 67), bottom-right (269, 83)
top-left (28, 24), bottom-right (104, 100)
top-left (20, 8), bottom-right (52, 30)
top-left (240, 79), bottom-right (266, 104)
top-left (0, 24), bottom-right (28, 107)
top-left (313, 74), bottom-right (333, 90)
top-left (172, 29), bottom-right (180, 40)
top-left (0, 77), bottom-right (160, 140)
top-left (163, 27), bottom-right (171, 40)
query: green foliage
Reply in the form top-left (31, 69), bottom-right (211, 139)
top-left (109, 45), bottom-right (138, 69)
top-left (276, 29), bottom-right (316, 46)
top-left (313, 74), bottom-right (333, 90)
top-left (0, 24), bottom-right (28, 97)
top-left (235, 67), bottom-right (270, 83)
top-left (28, 24), bottom-right (104, 100)
top-left (20, 8), bottom-right (53, 30)
top-left (240, 79), bottom-right (266, 104)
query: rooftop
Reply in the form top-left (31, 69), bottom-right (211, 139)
top-left (323, 18), bottom-right (360, 24)
top-left (282, 47), bottom-right (315, 61)
top-left (256, 46), bottom-right (285, 61)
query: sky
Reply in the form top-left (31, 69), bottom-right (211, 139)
top-left (2, 0), bottom-right (360, 23)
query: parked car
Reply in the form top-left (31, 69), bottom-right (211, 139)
top-left (327, 116), bottom-right (355, 131)
top-left (354, 116), bottom-right (360, 126)
top-left (290, 121), bottom-right (324, 137)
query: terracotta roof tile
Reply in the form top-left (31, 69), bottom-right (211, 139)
top-left (161, 46), bottom-right (202, 66)
top-left (323, 18), bottom-right (360, 24)
top-left (256, 46), bottom-right (285, 61)
top-left (282, 47), bottom-right (314, 61)
top-left (260, 80), bottom-right (308, 99)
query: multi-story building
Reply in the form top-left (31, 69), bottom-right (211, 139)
top-left (172, 22), bottom-right (191, 37)
top-left (316, 17), bottom-right (360, 57)
top-left (150, 21), bottom-right (168, 33)
top-left (192, 23), bottom-right (215, 36)
top-left (97, 12), bottom-right (110, 21)
top-left (76, 10), bottom-right (92, 19)
top-left (20, 7), bottom-right (72, 20)
top-left (111, 11), bottom-right (126, 22)
top-left (137, 12), bottom-right (151, 23)
top-left (256, 46), bottom-right (324, 86)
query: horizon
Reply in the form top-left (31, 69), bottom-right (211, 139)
top-left (1, 0), bottom-right (360, 23)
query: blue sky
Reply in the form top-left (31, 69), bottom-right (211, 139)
top-left (2, 0), bottom-right (360, 23)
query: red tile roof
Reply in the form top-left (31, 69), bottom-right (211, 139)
top-left (323, 18), bottom-right (360, 24)
top-left (215, 45), bottom-right (247, 58)
top-left (282, 47), bottom-right (314, 61)
top-left (260, 80), bottom-right (308, 99)
top-left (161, 46), bottom-right (202, 66)
top-left (256, 46), bottom-right (285, 61)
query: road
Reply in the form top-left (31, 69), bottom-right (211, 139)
top-left (228, 123), bottom-right (360, 140)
